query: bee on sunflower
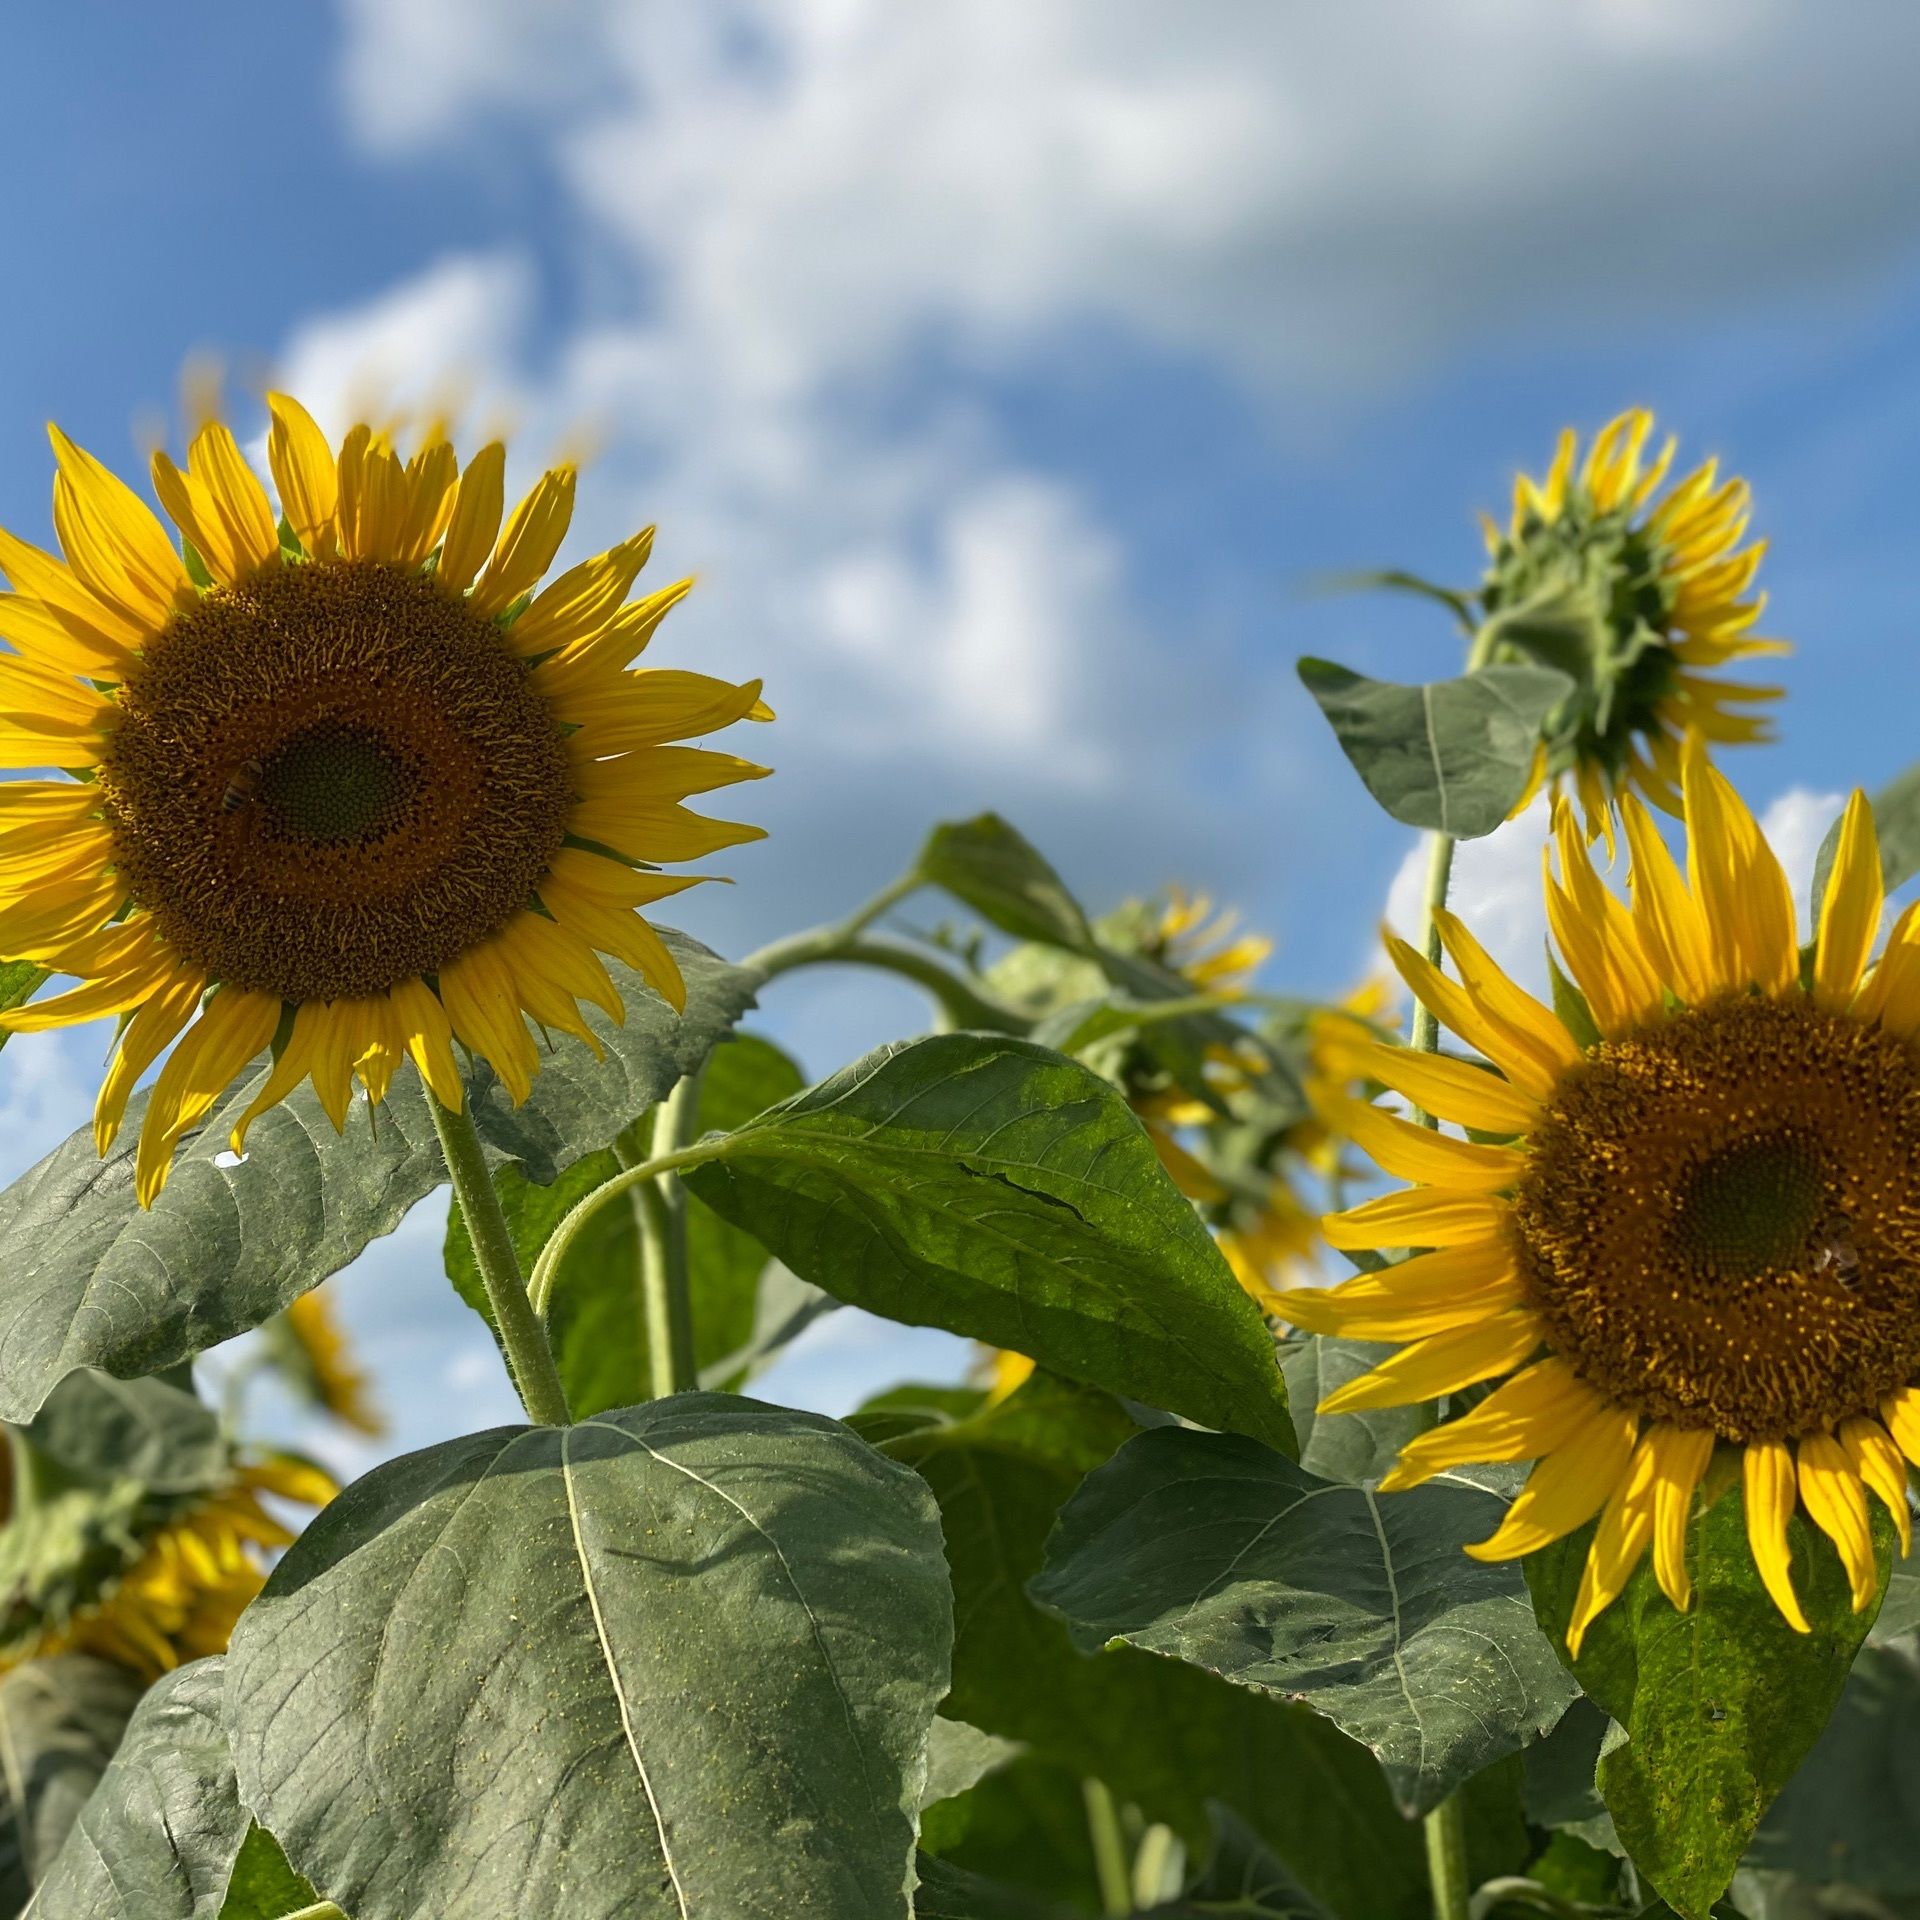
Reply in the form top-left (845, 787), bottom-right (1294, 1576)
top-left (1280, 737), bottom-right (1919, 1652)
top-left (1483, 408), bottom-right (1783, 836)
top-left (0, 402), bottom-right (771, 1204)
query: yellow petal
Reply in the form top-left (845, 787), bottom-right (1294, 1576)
top-left (48, 426), bottom-right (191, 628)
top-left (1465, 1403), bottom-right (1639, 1561)
top-left (135, 988), bottom-right (282, 1205)
top-left (1743, 1437), bottom-right (1811, 1633)
top-left (1813, 791), bottom-right (1883, 1014)
top-left (1376, 1358), bottom-right (1607, 1492)
top-left (508, 530), bottom-right (655, 656)
top-left (1854, 905), bottom-right (1920, 1040)
top-left (1647, 1424), bottom-right (1715, 1611)
top-left (435, 441), bottom-right (505, 594)
top-left (0, 591), bottom-right (136, 679)
top-left (309, 1000), bottom-right (366, 1131)
top-left (1885, 1386), bottom-right (1920, 1468)
top-left (471, 466), bottom-right (576, 617)
top-left (1317, 1312), bottom-right (1544, 1414)
top-left (94, 969), bottom-right (206, 1153)
top-left (1566, 1432), bottom-right (1658, 1657)
top-left (1384, 934), bottom-right (1562, 1103)
top-left (1840, 1416), bottom-right (1911, 1558)
top-left (1798, 1431), bottom-right (1878, 1614)
top-left (0, 526), bottom-right (147, 652)
top-left (439, 940), bottom-right (540, 1104)
top-left (0, 938), bottom-right (182, 1034)
top-left (1621, 791), bottom-right (1715, 1005)
top-left (1275, 1239), bottom-right (1521, 1341)
top-left (189, 423), bottom-right (281, 578)
top-left (1682, 734), bottom-right (1796, 995)
top-left (390, 975), bottom-right (464, 1112)
top-left (266, 392), bottom-right (339, 559)
top-left (1433, 910), bottom-right (1583, 1096)
top-left (1328, 1096), bottom-right (1526, 1193)
top-left (230, 1001), bottom-right (325, 1155)
top-left (1545, 798), bottom-right (1664, 1034)
top-left (1319, 1188), bottom-right (1511, 1253)
top-left (531, 580), bottom-right (699, 702)
top-left (1346, 1039), bottom-right (1536, 1135)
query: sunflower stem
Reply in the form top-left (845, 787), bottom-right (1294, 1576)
top-left (428, 1090), bottom-right (572, 1428)
top-left (1422, 1792), bottom-right (1471, 1920)
top-left (635, 1069), bottom-right (703, 1398)
top-left (742, 930), bottom-right (1028, 1033)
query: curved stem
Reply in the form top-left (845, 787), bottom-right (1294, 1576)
top-left (528, 1137), bottom-right (727, 1319)
top-left (1422, 1792), bottom-right (1471, 1920)
top-left (742, 930), bottom-right (1028, 1033)
top-left (429, 1090), bottom-right (571, 1427)
top-left (641, 1069), bottom-right (703, 1397)
top-left (1080, 1778), bottom-right (1133, 1917)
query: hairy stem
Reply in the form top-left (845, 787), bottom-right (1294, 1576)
top-left (742, 930), bottom-right (1028, 1033)
top-left (1422, 1792), bottom-right (1471, 1920)
top-left (632, 1071), bottom-right (703, 1397)
top-left (429, 1091), bottom-right (571, 1428)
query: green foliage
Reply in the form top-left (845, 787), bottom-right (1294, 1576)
top-left (30, 1659), bottom-right (252, 1919)
top-left (1032, 1426), bottom-right (1577, 1813)
top-left (0, 1654), bottom-right (144, 1901)
top-left (24, 1369), bottom-right (228, 1496)
top-left (225, 1395), bottom-right (954, 1920)
top-left (1527, 1485), bottom-right (1894, 1920)
top-left (445, 1030), bottom-right (818, 1410)
top-left (215, 1826), bottom-right (323, 1919)
top-left (916, 812), bottom-right (1097, 951)
top-left (684, 1033), bottom-right (1295, 1450)
top-left (0, 937), bottom-right (754, 1422)
top-left (881, 1374), bottom-right (1427, 1919)
top-left (1281, 1333), bottom-right (1435, 1485)
top-left (1297, 657), bottom-right (1572, 838)
top-left (0, 959), bottom-right (47, 1059)
top-left (1811, 756), bottom-right (1920, 906)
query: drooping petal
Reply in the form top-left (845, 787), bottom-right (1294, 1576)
top-left (1376, 1358), bottom-right (1608, 1492)
top-left (391, 976), bottom-right (463, 1112)
top-left (439, 938), bottom-right (540, 1104)
top-left (94, 970), bottom-right (207, 1154)
top-left (1646, 1424), bottom-right (1715, 1611)
top-left (230, 1001), bottom-right (326, 1155)
top-left (1798, 1431), bottom-right (1878, 1613)
top-left (1316, 1312), bottom-right (1544, 1414)
top-left (1743, 1437), bottom-right (1811, 1633)
top-left (135, 988), bottom-right (282, 1206)
top-left (1567, 1432), bottom-right (1659, 1656)
top-left (1465, 1403), bottom-right (1639, 1561)
top-left (1840, 1416), bottom-right (1911, 1558)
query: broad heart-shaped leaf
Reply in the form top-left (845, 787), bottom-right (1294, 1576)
top-left (1526, 1483), bottom-right (1894, 1920)
top-left (1746, 1636), bottom-right (1920, 1894)
top-left (1281, 1334), bottom-right (1434, 1486)
top-left (445, 1031), bottom-right (814, 1413)
top-left (683, 1034), bottom-right (1294, 1452)
top-left (25, 1369), bottom-right (228, 1494)
top-left (0, 935), bottom-right (755, 1420)
top-left (916, 813), bottom-right (1095, 952)
top-left (224, 1394), bottom-right (953, 1920)
top-left (28, 1659), bottom-right (249, 1920)
top-left (1032, 1426), bottom-right (1576, 1814)
top-left (1298, 657), bottom-right (1572, 839)
top-left (0, 1655), bottom-right (145, 1900)
top-left (216, 1826), bottom-right (322, 1919)
top-left (881, 1374), bottom-right (1428, 1920)
top-left (921, 1719), bottom-right (1023, 1812)
top-left (913, 1852), bottom-right (1075, 1918)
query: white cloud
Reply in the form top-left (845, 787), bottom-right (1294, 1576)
top-left (336, 1), bottom-right (1920, 396)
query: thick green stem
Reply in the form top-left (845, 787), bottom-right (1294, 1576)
top-left (1081, 1778), bottom-right (1133, 1917)
top-left (634, 1071), bottom-right (702, 1397)
top-left (1405, 825), bottom-right (1459, 1123)
top-left (1422, 1792), bottom-right (1471, 1920)
top-left (429, 1091), bottom-right (571, 1427)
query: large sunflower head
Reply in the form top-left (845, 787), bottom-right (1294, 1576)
top-left (1280, 739), bottom-right (1920, 1651)
top-left (0, 1451), bottom-right (333, 1680)
top-left (1482, 409), bottom-right (1784, 831)
top-left (0, 402), bottom-right (771, 1203)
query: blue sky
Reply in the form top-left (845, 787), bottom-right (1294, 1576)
top-left (10, 3), bottom-right (1920, 1468)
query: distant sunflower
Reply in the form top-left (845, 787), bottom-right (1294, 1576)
top-left (0, 403), bottom-right (771, 1203)
top-left (265, 1286), bottom-right (384, 1438)
top-left (1485, 409), bottom-right (1783, 833)
top-left (1, 1454), bottom-right (332, 1680)
top-left (1280, 738), bottom-right (1919, 1650)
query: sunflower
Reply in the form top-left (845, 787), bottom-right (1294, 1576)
top-left (1279, 737), bottom-right (1920, 1651)
top-left (1, 1454), bottom-right (333, 1680)
top-left (1484, 409), bottom-right (1783, 834)
top-left (0, 403), bottom-right (771, 1203)
top-left (263, 1285), bottom-right (384, 1437)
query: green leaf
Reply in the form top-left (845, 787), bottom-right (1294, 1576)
top-left (1525, 1484), bottom-right (1893, 1920)
top-left (1031, 1427), bottom-right (1577, 1813)
top-left (30, 1658), bottom-right (250, 1920)
top-left (922, 1719), bottom-right (1023, 1812)
top-left (0, 936), bottom-right (755, 1420)
top-left (917, 814), bottom-right (1096, 951)
top-left (883, 1374), bottom-right (1426, 1919)
top-left (1747, 1637), bottom-right (1920, 1893)
top-left (1521, 1698), bottom-right (1620, 1855)
top-left (24, 1369), bottom-right (228, 1495)
top-left (1297, 657), bottom-right (1571, 839)
top-left (0, 959), bottom-right (47, 1059)
top-left (913, 1851), bottom-right (1075, 1918)
top-left (1142, 1806), bottom-right (1333, 1918)
top-left (0, 1655), bottom-right (145, 1899)
top-left (224, 1394), bottom-right (954, 1920)
top-left (1811, 758), bottom-right (1920, 908)
top-left (215, 1826), bottom-right (322, 1920)
top-left (683, 1034), bottom-right (1294, 1451)
top-left (1281, 1334), bottom-right (1434, 1486)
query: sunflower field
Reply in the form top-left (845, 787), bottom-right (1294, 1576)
top-left (0, 399), bottom-right (1914, 1920)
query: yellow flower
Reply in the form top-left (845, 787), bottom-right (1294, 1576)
top-left (3, 1456), bottom-right (333, 1681)
top-left (0, 403), bottom-right (771, 1203)
top-left (266, 1286), bottom-right (384, 1437)
top-left (1279, 737), bottom-right (1917, 1652)
top-left (1485, 409), bottom-right (1784, 833)
top-left (1144, 886), bottom-right (1271, 993)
